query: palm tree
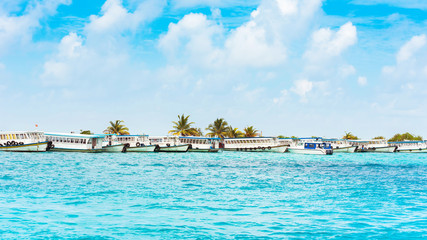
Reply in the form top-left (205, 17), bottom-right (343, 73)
top-left (343, 131), bottom-right (358, 140)
top-left (193, 128), bottom-right (203, 137)
top-left (168, 114), bottom-right (198, 136)
top-left (244, 126), bottom-right (258, 137)
top-left (227, 126), bottom-right (244, 138)
top-left (103, 120), bottom-right (130, 135)
top-left (206, 118), bottom-right (229, 138)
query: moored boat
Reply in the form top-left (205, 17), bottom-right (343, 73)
top-left (222, 137), bottom-right (288, 153)
top-left (179, 136), bottom-right (221, 152)
top-left (116, 135), bottom-right (156, 152)
top-left (323, 138), bottom-right (358, 153)
top-left (392, 141), bottom-right (427, 153)
top-left (45, 133), bottom-right (104, 152)
top-left (102, 134), bottom-right (125, 152)
top-left (349, 139), bottom-right (396, 153)
top-left (0, 131), bottom-right (49, 152)
top-left (287, 138), bottom-right (333, 155)
top-left (148, 136), bottom-right (190, 152)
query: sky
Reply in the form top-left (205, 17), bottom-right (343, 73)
top-left (0, 0), bottom-right (426, 139)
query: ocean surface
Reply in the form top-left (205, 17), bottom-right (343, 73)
top-left (0, 152), bottom-right (426, 239)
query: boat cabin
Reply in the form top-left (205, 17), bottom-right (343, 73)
top-left (45, 132), bottom-right (104, 150)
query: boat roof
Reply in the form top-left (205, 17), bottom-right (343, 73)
top-left (0, 131), bottom-right (44, 134)
top-left (45, 132), bottom-right (104, 138)
top-left (179, 136), bottom-right (221, 140)
top-left (389, 140), bottom-right (425, 144)
top-left (223, 137), bottom-right (274, 140)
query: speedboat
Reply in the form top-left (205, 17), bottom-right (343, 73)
top-left (287, 138), bottom-right (333, 155)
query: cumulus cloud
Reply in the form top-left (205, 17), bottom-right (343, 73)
top-left (358, 76), bottom-right (367, 86)
top-left (0, 0), bottom-right (71, 55)
top-left (291, 79), bottom-right (313, 101)
top-left (304, 22), bottom-right (357, 63)
top-left (382, 34), bottom-right (427, 83)
top-left (86, 0), bottom-right (165, 35)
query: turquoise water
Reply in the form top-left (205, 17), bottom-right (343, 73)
top-left (0, 152), bottom-right (426, 239)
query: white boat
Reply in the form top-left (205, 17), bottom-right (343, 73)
top-left (102, 134), bottom-right (125, 152)
top-left (116, 135), bottom-right (156, 152)
top-left (287, 138), bottom-right (333, 155)
top-left (323, 138), bottom-right (358, 153)
top-left (349, 139), bottom-right (396, 153)
top-left (179, 136), bottom-right (222, 152)
top-left (0, 131), bottom-right (48, 152)
top-left (392, 141), bottom-right (427, 153)
top-left (148, 136), bottom-right (190, 152)
top-left (45, 132), bottom-right (104, 153)
top-left (222, 137), bottom-right (288, 153)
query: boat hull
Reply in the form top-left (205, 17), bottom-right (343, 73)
top-left (189, 148), bottom-right (221, 153)
top-left (0, 142), bottom-right (48, 152)
top-left (157, 144), bottom-right (190, 152)
top-left (49, 147), bottom-right (104, 153)
top-left (126, 145), bottom-right (157, 152)
top-left (357, 146), bottom-right (396, 153)
top-left (223, 145), bottom-right (288, 153)
top-left (333, 146), bottom-right (358, 153)
top-left (396, 148), bottom-right (427, 153)
top-left (103, 144), bottom-right (125, 152)
top-left (288, 148), bottom-right (333, 155)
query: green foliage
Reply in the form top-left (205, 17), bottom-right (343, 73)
top-left (277, 135), bottom-right (286, 138)
top-left (388, 132), bottom-right (423, 142)
top-left (343, 131), bottom-right (358, 140)
top-left (168, 114), bottom-right (199, 136)
top-left (243, 126), bottom-right (259, 137)
top-left (373, 136), bottom-right (385, 140)
top-left (103, 120), bottom-right (130, 135)
top-left (206, 118), bottom-right (229, 138)
top-left (227, 126), bottom-right (244, 138)
top-left (80, 130), bottom-right (93, 135)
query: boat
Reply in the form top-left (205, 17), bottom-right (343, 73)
top-left (179, 136), bottom-right (222, 152)
top-left (323, 138), bottom-right (358, 153)
top-left (0, 131), bottom-right (49, 152)
top-left (116, 135), bottom-right (156, 152)
top-left (222, 137), bottom-right (288, 153)
top-left (287, 138), bottom-right (333, 155)
top-left (148, 136), bottom-right (190, 152)
top-left (349, 139), bottom-right (396, 153)
top-left (45, 132), bottom-right (104, 152)
top-left (102, 134), bottom-right (125, 152)
top-left (392, 141), bottom-right (427, 153)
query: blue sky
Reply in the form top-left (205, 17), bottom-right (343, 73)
top-left (0, 0), bottom-right (426, 139)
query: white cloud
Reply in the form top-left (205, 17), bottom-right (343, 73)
top-left (382, 34), bottom-right (427, 83)
top-left (396, 34), bottom-right (426, 63)
top-left (225, 20), bottom-right (287, 67)
top-left (291, 79), bottom-right (313, 101)
top-left (357, 76), bottom-right (367, 86)
top-left (0, 0), bottom-right (71, 55)
top-left (273, 89), bottom-right (288, 104)
top-left (304, 22), bottom-right (357, 63)
top-left (86, 0), bottom-right (165, 35)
